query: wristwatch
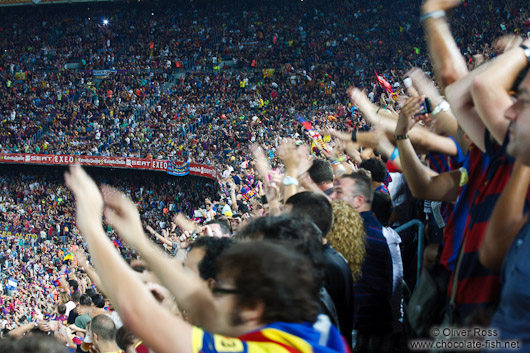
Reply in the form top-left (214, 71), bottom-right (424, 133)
top-left (395, 133), bottom-right (409, 140)
top-left (282, 176), bottom-right (299, 186)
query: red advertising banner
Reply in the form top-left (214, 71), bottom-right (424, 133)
top-left (0, 153), bottom-right (219, 181)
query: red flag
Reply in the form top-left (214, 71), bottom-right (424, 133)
top-left (375, 71), bottom-right (393, 94)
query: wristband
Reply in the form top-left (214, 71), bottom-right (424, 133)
top-left (432, 100), bottom-right (450, 116)
top-left (521, 45), bottom-right (530, 66)
top-left (395, 133), bottom-right (409, 140)
top-left (420, 10), bottom-right (446, 23)
top-left (351, 129), bottom-right (358, 142)
top-left (282, 176), bottom-right (299, 186)
top-left (390, 147), bottom-right (400, 162)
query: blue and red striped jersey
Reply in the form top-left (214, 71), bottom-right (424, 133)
top-left (354, 211), bottom-right (393, 334)
top-left (446, 132), bottom-right (530, 322)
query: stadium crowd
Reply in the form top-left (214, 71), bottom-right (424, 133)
top-left (1, 0), bottom-right (530, 352)
top-left (1, 0), bottom-right (528, 166)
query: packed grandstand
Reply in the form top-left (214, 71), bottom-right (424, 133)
top-left (1, 0), bottom-right (530, 352)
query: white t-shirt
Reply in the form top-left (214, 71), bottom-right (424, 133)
top-left (65, 301), bottom-right (76, 317)
top-left (382, 227), bottom-right (404, 332)
top-left (388, 172), bottom-right (407, 207)
top-left (222, 204), bottom-right (231, 215)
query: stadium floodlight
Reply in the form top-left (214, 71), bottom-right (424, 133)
top-left (103, 19), bottom-right (109, 25)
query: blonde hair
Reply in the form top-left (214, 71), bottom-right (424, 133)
top-left (59, 291), bottom-right (70, 305)
top-left (327, 200), bottom-right (366, 281)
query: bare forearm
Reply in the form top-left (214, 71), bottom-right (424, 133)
top-left (85, 265), bottom-right (107, 297)
top-left (283, 168), bottom-right (298, 202)
top-left (8, 322), bottom-right (34, 338)
top-left (480, 162), bottom-right (530, 271)
top-left (471, 47), bottom-right (528, 144)
top-left (397, 139), bottom-right (459, 201)
top-left (230, 191), bottom-right (238, 211)
top-left (431, 110), bottom-right (459, 138)
top-left (135, 237), bottom-right (217, 330)
top-left (423, 17), bottom-right (468, 91)
top-left (153, 233), bottom-right (172, 247)
top-left (83, 225), bottom-right (191, 353)
top-left (445, 62), bottom-right (493, 151)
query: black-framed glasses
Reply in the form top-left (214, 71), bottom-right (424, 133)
top-left (211, 286), bottom-right (240, 296)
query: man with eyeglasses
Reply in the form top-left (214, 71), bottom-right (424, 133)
top-left (64, 165), bottom-right (351, 353)
top-left (330, 171), bottom-right (393, 352)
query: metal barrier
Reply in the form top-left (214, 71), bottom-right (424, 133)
top-left (394, 219), bottom-right (425, 287)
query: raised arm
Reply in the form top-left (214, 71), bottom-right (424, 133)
top-left (65, 165), bottom-right (193, 353)
top-left (445, 61), bottom-right (492, 152)
top-left (348, 88), bottom-right (460, 156)
top-left (421, 0), bottom-right (468, 91)
top-left (75, 250), bottom-right (107, 296)
top-left (471, 38), bottom-right (530, 145)
top-left (101, 185), bottom-right (218, 331)
top-left (228, 181), bottom-right (239, 212)
top-left (479, 162), bottom-right (530, 271)
top-left (407, 68), bottom-right (459, 137)
top-left (146, 225), bottom-right (173, 247)
top-left (395, 97), bottom-right (460, 202)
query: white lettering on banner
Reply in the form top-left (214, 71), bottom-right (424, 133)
top-left (151, 161), bottom-right (168, 170)
top-left (52, 155), bottom-right (74, 164)
top-left (103, 158), bottom-right (125, 165)
top-left (131, 160), bottom-right (151, 167)
top-left (1, 155), bottom-right (24, 162)
top-left (77, 157), bottom-right (102, 164)
top-left (189, 165), bottom-right (214, 176)
top-left (0, 154), bottom-right (218, 180)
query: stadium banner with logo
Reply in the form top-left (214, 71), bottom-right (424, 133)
top-left (0, 230), bottom-right (38, 241)
top-left (0, 153), bottom-right (219, 181)
top-left (167, 161), bottom-right (190, 176)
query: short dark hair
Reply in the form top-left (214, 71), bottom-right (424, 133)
top-left (342, 171), bottom-right (373, 204)
top-left (85, 288), bottom-right (97, 298)
top-left (286, 191), bottom-right (333, 237)
top-left (360, 158), bottom-right (387, 183)
top-left (188, 237), bottom-right (235, 280)
top-left (68, 280), bottom-right (79, 291)
top-left (308, 159), bottom-right (334, 184)
top-left (57, 304), bottom-right (66, 315)
top-left (116, 326), bottom-right (135, 351)
top-left (71, 292), bottom-right (81, 303)
top-left (204, 219), bottom-right (231, 236)
top-left (372, 190), bottom-right (393, 227)
top-left (79, 294), bottom-right (92, 307)
top-left (217, 241), bottom-right (319, 324)
top-left (90, 294), bottom-right (105, 309)
top-left (90, 314), bottom-right (116, 342)
top-left (236, 215), bottom-right (324, 286)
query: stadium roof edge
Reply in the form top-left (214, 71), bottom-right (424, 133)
top-left (0, 0), bottom-right (122, 8)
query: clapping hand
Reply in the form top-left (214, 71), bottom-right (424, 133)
top-left (64, 165), bottom-right (104, 238)
top-left (101, 185), bottom-right (146, 250)
top-left (395, 96), bottom-right (428, 136)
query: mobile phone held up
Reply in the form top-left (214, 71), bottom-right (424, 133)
top-left (419, 97), bottom-right (432, 115)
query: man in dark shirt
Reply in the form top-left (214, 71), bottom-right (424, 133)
top-left (308, 159), bottom-right (335, 196)
top-left (331, 172), bottom-right (393, 353)
top-left (286, 191), bottom-right (355, 348)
